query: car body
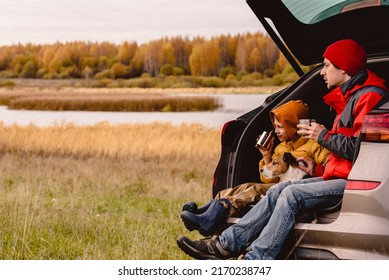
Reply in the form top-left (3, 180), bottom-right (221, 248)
top-left (212, 0), bottom-right (389, 259)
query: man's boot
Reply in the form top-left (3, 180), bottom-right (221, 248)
top-left (180, 198), bottom-right (231, 237)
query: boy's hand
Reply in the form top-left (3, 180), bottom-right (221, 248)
top-left (255, 137), bottom-right (274, 164)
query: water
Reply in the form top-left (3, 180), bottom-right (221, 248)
top-left (0, 94), bottom-right (271, 128)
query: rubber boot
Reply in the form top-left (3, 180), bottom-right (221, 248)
top-left (180, 198), bottom-right (231, 237)
top-left (182, 199), bottom-right (215, 214)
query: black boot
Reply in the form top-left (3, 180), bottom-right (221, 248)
top-left (182, 199), bottom-right (215, 214)
top-left (182, 199), bottom-right (214, 214)
top-left (180, 198), bottom-right (231, 237)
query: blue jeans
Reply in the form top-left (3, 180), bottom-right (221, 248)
top-left (219, 177), bottom-right (347, 259)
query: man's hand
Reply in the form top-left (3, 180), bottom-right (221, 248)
top-left (297, 122), bottom-right (326, 141)
top-left (296, 157), bottom-right (315, 176)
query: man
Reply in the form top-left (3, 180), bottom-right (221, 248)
top-left (176, 39), bottom-right (389, 260)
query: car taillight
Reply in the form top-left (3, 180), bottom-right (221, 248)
top-left (221, 120), bottom-right (235, 135)
top-left (345, 180), bottom-right (381, 190)
top-left (360, 113), bottom-right (389, 142)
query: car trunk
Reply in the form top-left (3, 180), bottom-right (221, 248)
top-left (229, 56), bottom-right (389, 187)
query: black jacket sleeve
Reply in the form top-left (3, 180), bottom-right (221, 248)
top-left (317, 129), bottom-right (358, 162)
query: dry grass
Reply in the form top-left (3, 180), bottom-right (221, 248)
top-left (0, 89), bottom-right (220, 112)
top-left (0, 122), bottom-right (218, 159)
top-left (0, 122), bottom-right (220, 259)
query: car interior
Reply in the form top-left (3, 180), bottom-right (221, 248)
top-left (226, 56), bottom-right (389, 224)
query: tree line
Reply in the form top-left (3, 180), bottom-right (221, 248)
top-left (0, 32), bottom-right (292, 82)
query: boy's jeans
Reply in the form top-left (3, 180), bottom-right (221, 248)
top-left (219, 177), bottom-right (347, 259)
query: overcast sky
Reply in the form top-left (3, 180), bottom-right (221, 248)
top-left (0, 0), bottom-right (264, 46)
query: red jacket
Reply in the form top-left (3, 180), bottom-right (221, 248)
top-left (318, 69), bottom-right (388, 179)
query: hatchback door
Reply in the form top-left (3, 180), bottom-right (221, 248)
top-left (247, 0), bottom-right (389, 75)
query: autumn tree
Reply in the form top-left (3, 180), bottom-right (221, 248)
top-left (202, 39), bottom-right (220, 76)
top-left (218, 34), bottom-right (238, 69)
top-left (143, 40), bottom-right (163, 76)
top-left (170, 36), bottom-right (191, 72)
top-left (0, 46), bottom-right (13, 71)
top-left (189, 43), bottom-right (202, 76)
top-left (160, 42), bottom-right (175, 66)
top-left (83, 66), bottom-right (93, 82)
top-left (235, 35), bottom-right (248, 72)
top-left (21, 54), bottom-right (39, 78)
top-left (130, 45), bottom-right (145, 76)
top-left (0, 32), bottom-right (286, 82)
top-left (273, 51), bottom-right (289, 74)
top-left (248, 47), bottom-right (261, 72)
top-left (10, 53), bottom-right (24, 76)
top-left (189, 39), bottom-right (220, 76)
top-left (260, 36), bottom-right (279, 73)
top-left (117, 41), bottom-right (138, 65)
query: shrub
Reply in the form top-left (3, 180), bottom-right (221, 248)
top-left (240, 72), bottom-right (264, 86)
top-left (0, 80), bottom-right (16, 87)
top-left (172, 67), bottom-right (184, 76)
top-left (43, 72), bottom-right (60, 79)
top-left (224, 77), bottom-right (239, 87)
top-left (0, 70), bottom-right (17, 78)
top-left (124, 77), bottom-right (156, 88)
top-left (94, 69), bottom-right (114, 80)
top-left (235, 71), bottom-right (248, 81)
top-left (111, 62), bottom-right (128, 79)
top-left (160, 64), bottom-right (174, 76)
top-left (59, 66), bottom-right (81, 79)
top-left (91, 79), bottom-right (113, 88)
top-left (219, 65), bottom-right (235, 79)
top-left (199, 76), bottom-right (224, 88)
top-left (263, 69), bottom-right (274, 78)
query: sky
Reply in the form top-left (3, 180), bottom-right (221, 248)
top-left (0, 0), bottom-right (264, 46)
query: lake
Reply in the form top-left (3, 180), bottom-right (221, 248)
top-left (0, 94), bottom-right (271, 128)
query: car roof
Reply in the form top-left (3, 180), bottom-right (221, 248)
top-left (247, 0), bottom-right (389, 69)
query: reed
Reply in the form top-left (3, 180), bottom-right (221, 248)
top-left (0, 89), bottom-right (220, 112)
top-left (0, 122), bottom-right (220, 259)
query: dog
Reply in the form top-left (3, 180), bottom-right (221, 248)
top-left (261, 152), bottom-right (307, 182)
top-left (225, 152), bottom-right (308, 225)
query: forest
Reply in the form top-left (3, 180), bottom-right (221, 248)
top-left (0, 32), bottom-right (303, 87)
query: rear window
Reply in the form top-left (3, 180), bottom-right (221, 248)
top-left (281, 0), bottom-right (389, 24)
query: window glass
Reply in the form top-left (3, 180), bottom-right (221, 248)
top-left (281, 0), bottom-right (388, 23)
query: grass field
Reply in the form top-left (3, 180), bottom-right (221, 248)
top-left (0, 122), bottom-right (220, 259)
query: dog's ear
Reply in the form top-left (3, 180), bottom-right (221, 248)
top-left (283, 152), bottom-right (298, 166)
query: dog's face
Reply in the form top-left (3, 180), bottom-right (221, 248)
top-left (261, 152), bottom-right (298, 178)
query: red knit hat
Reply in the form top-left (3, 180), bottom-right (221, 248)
top-left (323, 39), bottom-right (366, 76)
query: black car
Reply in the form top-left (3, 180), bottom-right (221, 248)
top-left (212, 0), bottom-right (389, 259)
